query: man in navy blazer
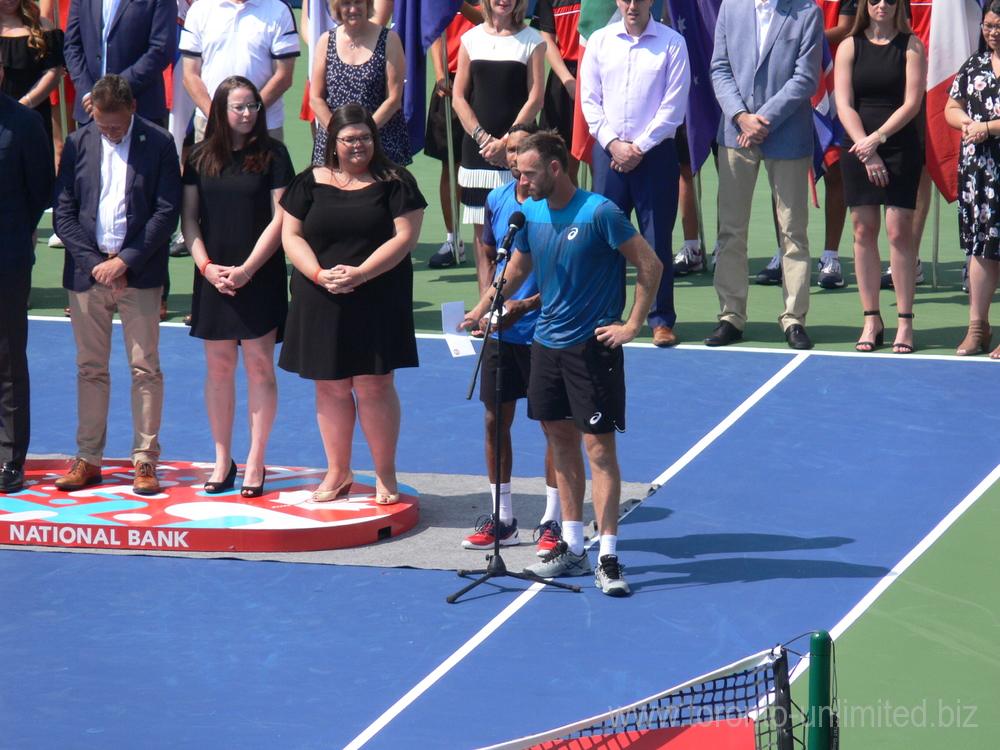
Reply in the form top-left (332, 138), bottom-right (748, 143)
top-left (0, 62), bottom-right (55, 494)
top-left (53, 74), bottom-right (181, 496)
top-left (708, 0), bottom-right (823, 350)
top-left (63, 0), bottom-right (177, 124)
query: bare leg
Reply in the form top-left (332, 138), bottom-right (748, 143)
top-left (969, 256), bottom-right (999, 324)
top-left (439, 161), bottom-right (456, 234)
top-left (240, 330), bottom-right (278, 488)
top-left (885, 206), bottom-right (917, 351)
top-left (679, 162), bottom-right (699, 242)
top-left (485, 400), bottom-right (516, 484)
top-left (851, 205), bottom-right (883, 346)
top-left (203, 339), bottom-right (238, 483)
top-left (353, 373), bottom-right (401, 496)
top-left (473, 223), bottom-right (490, 297)
top-left (541, 419), bottom-right (585, 524)
top-left (314, 378), bottom-right (356, 492)
top-left (911, 167), bottom-right (932, 254)
top-left (824, 159), bottom-right (847, 251)
top-left (583, 432), bottom-right (621, 537)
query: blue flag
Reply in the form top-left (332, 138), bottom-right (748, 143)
top-left (665, 0), bottom-right (721, 174)
top-left (394, 0), bottom-right (465, 155)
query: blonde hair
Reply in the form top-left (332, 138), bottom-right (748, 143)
top-left (482, 0), bottom-right (529, 29)
top-left (328, 0), bottom-right (375, 24)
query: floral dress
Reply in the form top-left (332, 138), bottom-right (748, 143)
top-left (951, 52), bottom-right (1000, 260)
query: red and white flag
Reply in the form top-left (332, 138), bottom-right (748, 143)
top-left (923, 0), bottom-right (981, 202)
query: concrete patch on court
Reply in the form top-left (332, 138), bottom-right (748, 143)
top-left (0, 460), bottom-right (649, 571)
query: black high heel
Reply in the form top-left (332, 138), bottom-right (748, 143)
top-left (204, 460), bottom-right (237, 494)
top-left (893, 312), bottom-right (915, 354)
top-left (241, 468), bottom-right (266, 498)
top-left (855, 310), bottom-right (884, 352)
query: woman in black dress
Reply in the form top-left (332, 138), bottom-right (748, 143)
top-left (280, 104), bottom-right (426, 505)
top-left (834, 0), bottom-right (926, 353)
top-left (181, 76), bottom-right (295, 497)
top-left (0, 0), bottom-right (64, 146)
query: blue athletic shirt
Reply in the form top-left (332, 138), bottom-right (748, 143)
top-left (516, 188), bottom-right (637, 349)
top-left (482, 181), bottom-right (540, 346)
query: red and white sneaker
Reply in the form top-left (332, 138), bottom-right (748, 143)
top-left (533, 519), bottom-right (562, 558)
top-left (462, 516), bottom-right (520, 549)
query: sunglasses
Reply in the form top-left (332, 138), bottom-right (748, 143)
top-left (867, 0), bottom-right (897, 5)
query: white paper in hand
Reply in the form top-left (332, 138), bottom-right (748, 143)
top-left (442, 301), bottom-right (476, 357)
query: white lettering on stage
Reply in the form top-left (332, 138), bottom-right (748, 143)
top-left (6, 524), bottom-right (189, 548)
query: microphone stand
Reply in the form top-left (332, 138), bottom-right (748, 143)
top-left (448, 251), bottom-right (581, 603)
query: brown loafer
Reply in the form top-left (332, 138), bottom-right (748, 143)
top-left (133, 462), bottom-right (161, 495)
top-left (54, 459), bottom-right (103, 491)
top-left (652, 325), bottom-right (679, 348)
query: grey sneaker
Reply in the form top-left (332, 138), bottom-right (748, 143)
top-left (428, 238), bottom-right (466, 268)
top-left (754, 252), bottom-right (782, 285)
top-left (817, 256), bottom-right (846, 288)
top-left (595, 554), bottom-right (631, 597)
top-left (673, 244), bottom-right (704, 276)
top-left (524, 540), bottom-right (592, 578)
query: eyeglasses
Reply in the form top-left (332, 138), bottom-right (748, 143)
top-left (867, 0), bottom-right (896, 5)
top-left (227, 102), bottom-right (262, 113)
top-left (336, 134), bottom-right (374, 146)
top-left (983, 22), bottom-right (1000, 34)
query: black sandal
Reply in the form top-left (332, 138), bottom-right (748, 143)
top-left (204, 460), bottom-right (237, 494)
top-left (855, 310), bottom-right (884, 352)
top-left (241, 468), bottom-right (266, 498)
top-left (893, 312), bottom-right (915, 354)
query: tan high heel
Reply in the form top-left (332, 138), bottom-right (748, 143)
top-left (956, 320), bottom-right (993, 355)
top-left (309, 470), bottom-right (354, 503)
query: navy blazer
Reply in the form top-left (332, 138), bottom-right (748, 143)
top-left (63, 0), bottom-right (177, 124)
top-left (55, 116), bottom-right (181, 292)
top-left (0, 94), bottom-right (55, 273)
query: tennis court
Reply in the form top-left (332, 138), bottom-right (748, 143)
top-left (2, 321), bottom-right (997, 749)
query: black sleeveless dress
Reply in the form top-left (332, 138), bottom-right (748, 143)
top-left (840, 33), bottom-right (924, 209)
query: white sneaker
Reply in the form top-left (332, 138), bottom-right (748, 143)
top-left (817, 256), bottom-right (846, 288)
top-left (673, 244), bottom-right (704, 276)
top-left (47, 233), bottom-right (64, 248)
top-left (428, 238), bottom-right (466, 268)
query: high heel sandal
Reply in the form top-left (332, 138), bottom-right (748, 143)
top-left (855, 310), bottom-right (884, 352)
top-left (892, 312), bottom-right (915, 354)
top-left (309, 470), bottom-right (354, 503)
top-left (956, 320), bottom-right (993, 355)
top-left (375, 491), bottom-right (400, 506)
top-left (204, 459), bottom-right (237, 494)
top-left (240, 467), bottom-right (266, 498)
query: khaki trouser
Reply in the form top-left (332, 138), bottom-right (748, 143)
top-left (68, 283), bottom-right (163, 466)
top-left (714, 145), bottom-right (811, 331)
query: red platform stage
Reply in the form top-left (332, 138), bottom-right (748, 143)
top-left (0, 459), bottom-right (418, 552)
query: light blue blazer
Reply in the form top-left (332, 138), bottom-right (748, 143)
top-left (710, 0), bottom-right (824, 160)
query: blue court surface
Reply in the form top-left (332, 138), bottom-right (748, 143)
top-left (3, 319), bottom-right (998, 749)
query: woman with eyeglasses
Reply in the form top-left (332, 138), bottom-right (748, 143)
top-left (947, 1), bottom-right (1000, 358)
top-left (181, 76), bottom-right (295, 497)
top-left (834, 0), bottom-right (926, 353)
top-left (308, 0), bottom-right (411, 167)
top-left (280, 104), bottom-right (426, 505)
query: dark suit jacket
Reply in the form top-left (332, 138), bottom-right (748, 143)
top-left (63, 0), bottom-right (178, 124)
top-left (55, 116), bottom-right (181, 292)
top-left (0, 94), bottom-right (55, 273)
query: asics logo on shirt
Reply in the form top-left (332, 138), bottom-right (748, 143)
top-left (567, 227), bottom-right (579, 240)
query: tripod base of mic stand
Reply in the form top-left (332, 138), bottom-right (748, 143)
top-left (447, 551), bottom-right (582, 603)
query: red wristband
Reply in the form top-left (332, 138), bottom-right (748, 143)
top-left (313, 267), bottom-right (323, 284)
top-left (199, 259), bottom-right (212, 275)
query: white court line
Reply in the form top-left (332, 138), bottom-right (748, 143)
top-left (342, 583), bottom-right (545, 750)
top-left (649, 352), bottom-right (811, 490)
top-left (342, 351), bottom-right (811, 749)
top-left (788, 459), bottom-right (1000, 683)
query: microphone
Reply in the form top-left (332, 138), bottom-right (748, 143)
top-left (495, 211), bottom-right (526, 261)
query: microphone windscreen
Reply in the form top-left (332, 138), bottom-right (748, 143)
top-left (508, 211), bottom-right (526, 230)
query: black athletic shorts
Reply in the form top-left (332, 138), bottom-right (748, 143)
top-left (480, 337), bottom-right (533, 411)
top-left (528, 337), bottom-right (625, 434)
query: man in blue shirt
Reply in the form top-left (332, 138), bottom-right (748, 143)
top-left (462, 131), bottom-right (662, 597)
top-left (461, 124), bottom-right (564, 559)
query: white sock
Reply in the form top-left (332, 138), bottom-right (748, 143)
top-left (683, 239), bottom-right (701, 252)
top-left (541, 485), bottom-right (561, 525)
top-left (599, 534), bottom-right (618, 559)
top-left (562, 521), bottom-right (584, 555)
top-left (490, 482), bottom-right (513, 524)
top-left (446, 232), bottom-right (454, 242)
top-left (822, 249), bottom-right (838, 259)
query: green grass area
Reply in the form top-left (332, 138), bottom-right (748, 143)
top-left (30, 24), bottom-right (979, 353)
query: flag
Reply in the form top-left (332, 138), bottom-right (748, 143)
top-left (394, 0), bottom-right (465, 155)
top-left (811, 36), bottom-right (842, 180)
top-left (666, 0), bottom-right (723, 173)
top-left (923, 0), bottom-right (981, 202)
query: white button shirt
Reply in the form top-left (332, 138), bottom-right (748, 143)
top-left (96, 118), bottom-right (133, 257)
top-left (756, 0), bottom-right (774, 59)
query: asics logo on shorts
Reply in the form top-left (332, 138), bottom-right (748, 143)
top-left (567, 227), bottom-right (579, 240)
top-left (589, 412), bottom-right (602, 425)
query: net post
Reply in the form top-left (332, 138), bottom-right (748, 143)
top-left (808, 630), bottom-right (833, 750)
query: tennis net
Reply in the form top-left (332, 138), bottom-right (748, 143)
top-left (477, 646), bottom-right (797, 750)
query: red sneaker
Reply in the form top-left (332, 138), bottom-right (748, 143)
top-left (462, 516), bottom-right (519, 549)
top-left (533, 520), bottom-right (562, 558)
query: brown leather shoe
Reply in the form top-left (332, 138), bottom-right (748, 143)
top-left (54, 459), bottom-right (102, 491)
top-left (133, 462), bottom-right (160, 495)
top-left (652, 325), bottom-right (679, 348)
